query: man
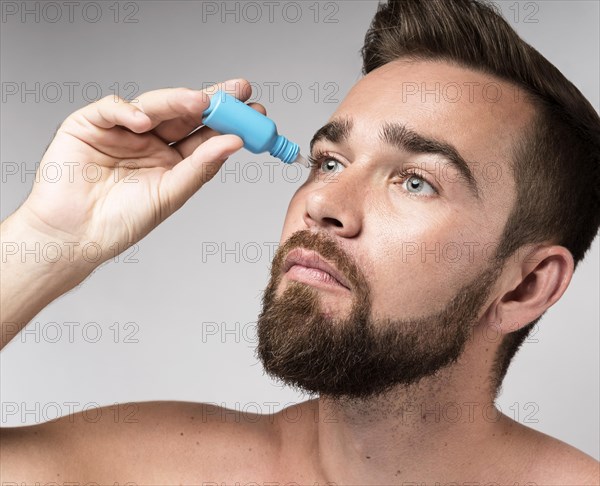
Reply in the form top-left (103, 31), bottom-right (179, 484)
top-left (1, 0), bottom-right (598, 483)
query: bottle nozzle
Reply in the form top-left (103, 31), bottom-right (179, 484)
top-left (292, 154), bottom-right (311, 168)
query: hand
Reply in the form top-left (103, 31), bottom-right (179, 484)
top-left (17, 79), bottom-right (261, 268)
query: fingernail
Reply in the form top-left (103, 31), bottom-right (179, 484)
top-left (224, 78), bottom-right (247, 96)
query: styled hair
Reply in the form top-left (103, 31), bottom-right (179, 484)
top-left (361, 0), bottom-right (600, 396)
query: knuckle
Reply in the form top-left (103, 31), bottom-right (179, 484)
top-left (104, 94), bottom-right (125, 105)
top-left (177, 87), bottom-right (194, 96)
top-left (59, 112), bottom-right (90, 135)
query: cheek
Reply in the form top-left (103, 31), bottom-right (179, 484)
top-left (278, 186), bottom-right (307, 243)
top-left (366, 208), bottom-right (486, 318)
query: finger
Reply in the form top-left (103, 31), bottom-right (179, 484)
top-left (171, 102), bottom-right (267, 160)
top-left (73, 95), bottom-right (153, 133)
top-left (159, 134), bottom-right (244, 212)
top-left (134, 79), bottom-right (253, 143)
top-left (59, 105), bottom-right (180, 169)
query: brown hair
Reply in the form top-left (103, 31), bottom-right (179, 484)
top-left (361, 0), bottom-right (600, 397)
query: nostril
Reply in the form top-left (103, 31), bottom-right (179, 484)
top-left (323, 217), bottom-right (343, 228)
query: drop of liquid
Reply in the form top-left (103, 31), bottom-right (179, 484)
top-left (293, 153), bottom-right (311, 168)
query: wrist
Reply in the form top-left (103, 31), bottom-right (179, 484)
top-left (1, 206), bottom-right (97, 284)
top-left (1, 209), bottom-right (98, 347)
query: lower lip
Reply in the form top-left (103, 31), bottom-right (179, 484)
top-left (285, 264), bottom-right (349, 291)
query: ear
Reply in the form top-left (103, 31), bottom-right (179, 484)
top-left (486, 245), bottom-right (575, 335)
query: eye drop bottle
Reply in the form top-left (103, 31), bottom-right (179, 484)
top-left (201, 90), bottom-right (308, 166)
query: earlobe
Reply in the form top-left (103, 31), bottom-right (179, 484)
top-left (489, 245), bottom-right (575, 336)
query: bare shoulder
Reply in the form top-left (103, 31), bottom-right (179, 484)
top-left (529, 431), bottom-right (599, 484)
top-left (498, 414), bottom-right (599, 484)
top-left (0, 400), bottom-right (281, 484)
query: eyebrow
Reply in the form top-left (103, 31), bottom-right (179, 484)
top-left (310, 117), bottom-right (481, 200)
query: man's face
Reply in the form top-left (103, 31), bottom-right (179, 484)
top-left (256, 59), bottom-right (534, 399)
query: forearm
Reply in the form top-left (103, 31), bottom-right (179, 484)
top-left (0, 209), bottom-right (94, 350)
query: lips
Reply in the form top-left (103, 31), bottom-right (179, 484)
top-left (282, 248), bottom-right (351, 290)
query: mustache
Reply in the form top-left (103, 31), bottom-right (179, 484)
top-left (271, 229), bottom-right (369, 295)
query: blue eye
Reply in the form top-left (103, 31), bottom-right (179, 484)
top-left (320, 158), bottom-right (342, 173)
top-left (308, 152), bottom-right (439, 197)
top-left (308, 153), bottom-right (344, 175)
top-left (403, 173), bottom-right (437, 196)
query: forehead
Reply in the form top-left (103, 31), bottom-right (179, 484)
top-left (337, 58), bottom-right (533, 141)
top-left (330, 58), bottom-right (535, 198)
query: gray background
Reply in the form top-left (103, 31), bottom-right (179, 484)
top-left (1, 0), bottom-right (598, 461)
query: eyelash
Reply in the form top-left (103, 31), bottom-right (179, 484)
top-left (307, 150), bottom-right (440, 196)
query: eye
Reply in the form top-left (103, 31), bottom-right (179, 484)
top-left (396, 169), bottom-right (438, 196)
top-left (307, 153), bottom-right (438, 196)
top-left (307, 151), bottom-right (344, 175)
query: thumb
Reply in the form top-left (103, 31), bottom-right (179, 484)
top-left (160, 134), bottom-right (243, 211)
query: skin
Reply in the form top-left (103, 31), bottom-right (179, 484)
top-left (0, 63), bottom-right (598, 484)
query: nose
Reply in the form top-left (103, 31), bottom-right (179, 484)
top-left (302, 168), bottom-right (363, 238)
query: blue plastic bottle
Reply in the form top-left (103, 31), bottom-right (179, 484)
top-left (201, 90), bottom-right (302, 164)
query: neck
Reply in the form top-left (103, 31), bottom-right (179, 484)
top-left (283, 337), bottom-right (513, 484)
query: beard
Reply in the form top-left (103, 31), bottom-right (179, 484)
top-left (256, 229), bottom-right (503, 400)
